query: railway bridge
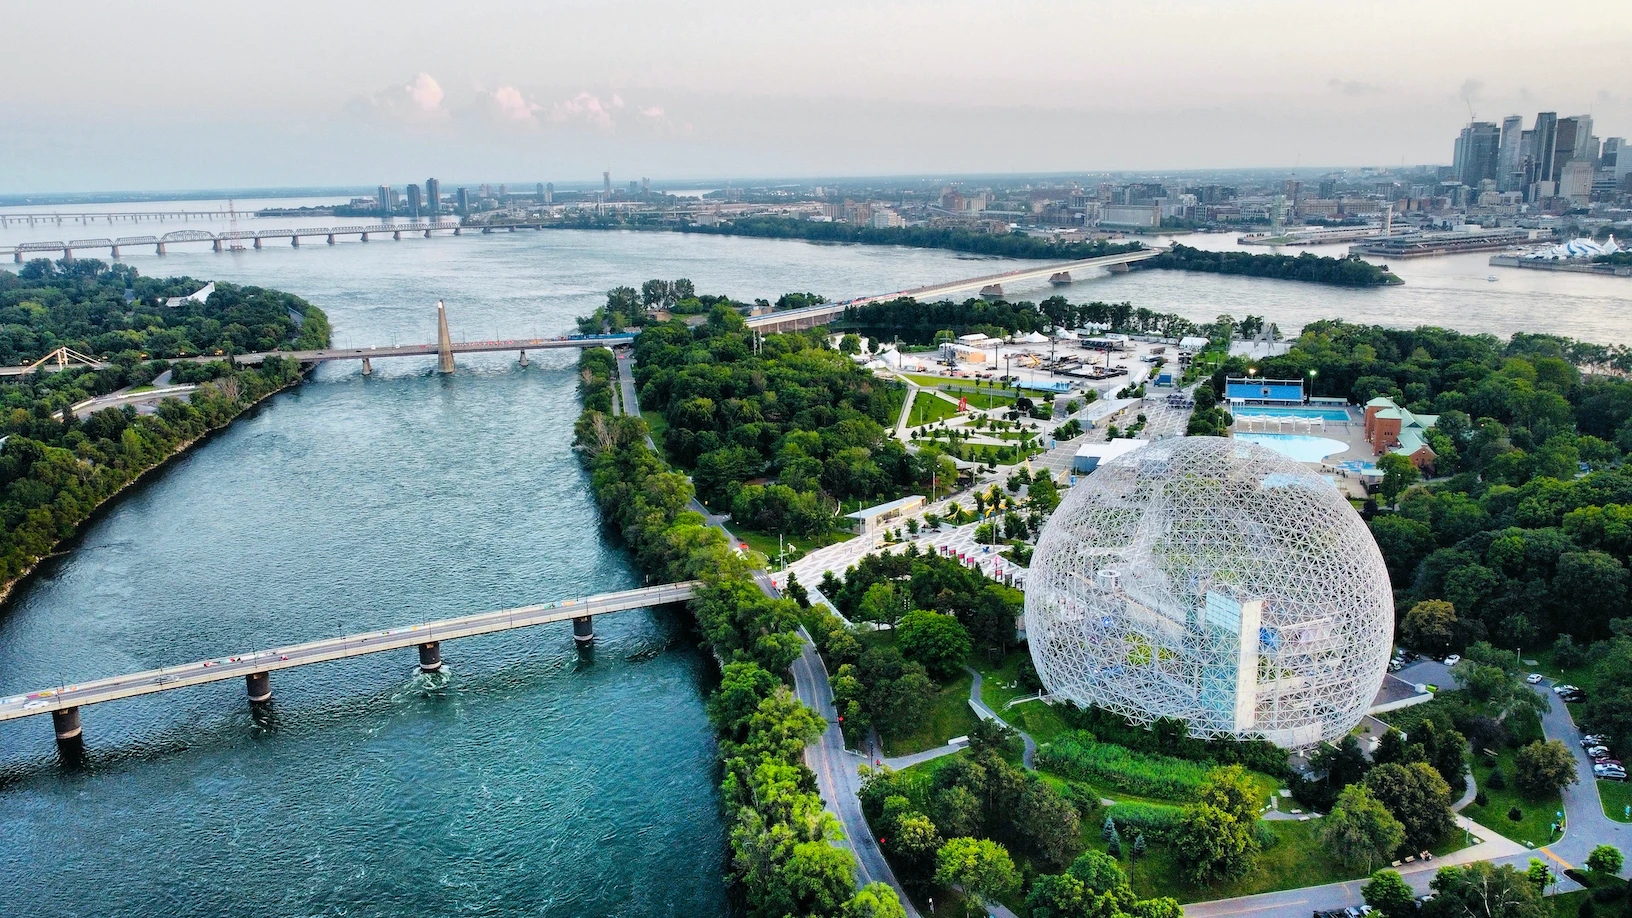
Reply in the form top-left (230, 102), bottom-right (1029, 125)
top-left (4, 221), bottom-right (467, 261)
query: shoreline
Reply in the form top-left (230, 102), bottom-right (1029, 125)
top-left (0, 371), bottom-right (307, 613)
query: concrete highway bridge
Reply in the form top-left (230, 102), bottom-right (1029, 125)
top-left (0, 209), bottom-right (238, 226)
top-left (0, 581), bottom-right (699, 745)
top-left (2, 221), bottom-right (466, 261)
top-left (743, 247), bottom-right (1163, 331)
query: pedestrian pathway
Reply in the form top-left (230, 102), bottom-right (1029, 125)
top-left (878, 666), bottom-right (1039, 772)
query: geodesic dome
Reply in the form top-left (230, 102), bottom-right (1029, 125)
top-left (1025, 437), bottom-right (1392, 749)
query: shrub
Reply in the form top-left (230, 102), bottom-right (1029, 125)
top-left (1487, 769), bottom-right (1507, 790)
top-left (1508, 806), bottom-right (1523, 822)
top-left (1037, 731), bottom-right (1216, 800)
top-left (1102, 803), bottom-right (1182, 842)
top-left (1474, 792), bottom-right (1489, 807)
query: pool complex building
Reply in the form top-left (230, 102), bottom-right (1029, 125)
top-left (1231, 405), bottom-right (1354, 422)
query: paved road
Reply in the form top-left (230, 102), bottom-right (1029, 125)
top-left (1533, 676), bottom-right (1627, 869)
top-left (0, 582), bottom-right (699, 725)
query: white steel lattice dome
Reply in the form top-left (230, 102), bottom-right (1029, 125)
top-left (1025, 437), bottom-right (1393, 749)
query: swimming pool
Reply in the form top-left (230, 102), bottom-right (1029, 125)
top-left (1235, 433), bottom-right (1350, 463)
top-left (1232, 405), bottom-right (1353, 421)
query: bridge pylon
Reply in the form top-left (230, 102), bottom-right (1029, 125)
top-left (435, 300), bottom-right (455, 374)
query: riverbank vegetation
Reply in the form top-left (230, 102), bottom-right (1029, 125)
top-left (839, 294), bottom-right (1236, 344)
top-left (1139, 244), bottom-right (1402, 286)
top-left (681, 216), bottom-right (1146, 261)
top-left (0, 259), bottom-right (327, 593)
top-left (625, 305), bottom-right (957, 539)
top-left (573, 350), bottom-right (906, 918)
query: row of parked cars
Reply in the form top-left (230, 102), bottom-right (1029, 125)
top-left (1580, 731), bottom-right (1626, 781)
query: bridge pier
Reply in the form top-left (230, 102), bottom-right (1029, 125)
top-left (291, 236), bottom-right (300, 248)
top-left (326, 234), bottom-right (336, 245)
top-left (245, 671), bottom-right (271, 703)
top-left (155, 242), bottom-right (165, 255)
top-left (361, 232), bottom-right (370, 242)
top-left (573, 616), bottom-right (594, 643)
top-left (453, 227), bottom-right (462, 236)
top-left (254, 237), bottom-right (263, 250)
top-left (418, 641), bottom-right (442, 672)
top-left (518, 350), bottom-right (528, 368)
top-left (424, 229), bottom-right (432, 239)
top-left (393, 230), bottom-right (402, 241)
top-left (62, 248), bottom-right (73, 261)
top-left (52, 706), bottom-right (82, 741)
top-left (12, 251), bottom-right (20, 264)
top-left (212, 239), bottom-right (223, 253)
top-left (361, 357), bottom-right (372, 376)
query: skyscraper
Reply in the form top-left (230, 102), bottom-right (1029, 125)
top-left (1497, 115), bottom-right (1524, 192)
top-left (426, 178), bottom-right (442, 217)
top-left (456, 187), bottom-right (470, 216)
top-left (536, 182), bottom-right (546, 203)
top-left (1453, 122), bottom-right (1500, 186)
top-left (1533, 113), bottom-right (1559, 187)
top-left (406, 183), bottom-right (422, 219)
top-left (1555, 116), bottom-right (1590, 180)
top-left (603, 171), bottom-right (611, 195)
top-left (545, 182), bottom-right (554, 204)
top-left (377, 184), bottom-right (392, 217)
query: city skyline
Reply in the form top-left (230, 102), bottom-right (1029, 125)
top-left (3, 0), bottom-right (1631, 192)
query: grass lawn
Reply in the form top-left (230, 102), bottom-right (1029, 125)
top-left (1462, 748), bottom-right (1566, 848)
top-left (1599, 777), bottom-right (1632, 822)
top-left (1550, 890), bottom-right (1589, 918)
top-left (128, 384), bottom-right (157, 394)
top-left (734, 527), bottom-right (854, 565)
top-left (971, 650), bottom-right (1075, 745)
top-left (908, 392), bottom-right (961, 427)
top-left (854, 631), bottom-right (983, 757)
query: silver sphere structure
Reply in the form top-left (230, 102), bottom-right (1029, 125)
top-left (1025, 437), bottom-right (1392, 749)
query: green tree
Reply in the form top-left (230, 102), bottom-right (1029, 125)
top-left (840, 334), bottom-right (861, 355)
top-left (884, 810), bottom-right (942, 878)
top-left (708, 662), bottom-right (781, 742)
top-left (1514, 740), bottom-right (1578, 798)
top-left (935, 837), bottom-right (1021, 906)
top-left (1363, 869), bottom-right (1417, 918)
top-left (782, 840), bottom-right (859, 917)
top-left (1069, 850), bottom-right (1128, 894)
top-left (1427, 861), bottom-right (1548, 918)
top-left (1173, 765), bottom-right (1262, 884)
top-left (896, 609), bottom-right (972, 680)
top-left (1377, 453), bottom-right (1421, 506)
top-left (1400, 600), bottom-right (1458, 654)
top-left (857, 581), bottom-right (902, 627)
top-left (1364, 762), bottom-right (1455, 850)
top-left (1026, 873), bottom-right (1087, 918)
top-left (841, 883), bottom-right (907, 918)
top-left (1587, 844), bottom-right (1624, 876)
top-left (1321, 784), bottom-right (1408, 872)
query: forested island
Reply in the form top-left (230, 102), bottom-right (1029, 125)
top-left (0, 259), bottom-right (330, 594)
top-left (679, 216), bottom-right (1146, 260)
top-left (1138, 244), bottom-right (1402, 286)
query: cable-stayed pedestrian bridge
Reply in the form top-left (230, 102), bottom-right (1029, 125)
top-left (1, 581), bottom-right (699, 744)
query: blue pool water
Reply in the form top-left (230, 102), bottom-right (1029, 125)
top-left (1231, 405), bottom-right (1353, 421)
top-left (1235, 433), bottom-right (1350, 463)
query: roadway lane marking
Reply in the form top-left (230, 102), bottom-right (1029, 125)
top-left (1541, 848), bottom-right (1574, 871)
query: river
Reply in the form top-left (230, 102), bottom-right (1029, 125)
top-left (0, 205), bottom-right (1629, 916)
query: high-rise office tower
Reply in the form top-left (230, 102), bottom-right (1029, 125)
top-left (1533, 113), bottom-right (1559, 186)
top-left (1554, 116), bottom-right (1588, 180)
top-left (1453, 122), bottom-right (1501, 186)
top-left (545, 182), bottom-right (554, 204)
top-left (377, 185), bottom-right (392, 216)
top-left (536, 182), bottom-right (545, 203)
top-left (603, 171), bottom-right (611, 195)
top-left (426, 178), bottom-right (441, 217)
top-left (456, 187), bottom-right (471, 215)
top-left (406, 184), bottom-right (422, 219)
top-left (1497, 115), bottom-right (1524, 192)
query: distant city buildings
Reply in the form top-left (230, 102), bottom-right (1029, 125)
top-left (1463, 111), bottom-right (1621, 206)
top-left (426, 178), bottom-right (441, 217)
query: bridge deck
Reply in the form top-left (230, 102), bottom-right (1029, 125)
top-left (0, 581), bottom-right (698, 723)
top-left (743, 248), bottom-right (1162, 328)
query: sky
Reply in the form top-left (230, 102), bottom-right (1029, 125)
top-left (4, 0), bottom-right (1631, 193)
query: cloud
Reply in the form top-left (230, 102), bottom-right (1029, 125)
top-left (636, 103), bottom-right (693, 135)
top-left (1459, 78), bottom-right (1485, 103)
top-left (489, 85), bottom-right (541, 126)
top-left (549, 92), bottom-right (617, 130)
top-left (1327, 79), bottom-right (1382, 96)
top-left (364, 73), bottom-right (448, 124)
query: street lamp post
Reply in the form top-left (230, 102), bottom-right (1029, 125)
top-left (1308, 368), bottom-right (1318, 402)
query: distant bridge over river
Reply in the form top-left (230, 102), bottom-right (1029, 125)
top-left (3, 221), bottom-right (469, 261)
top-left (2, 581), bottom-right (699, 745)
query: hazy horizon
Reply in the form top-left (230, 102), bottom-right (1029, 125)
top-left (5, 0), bottom-right (1630, 193)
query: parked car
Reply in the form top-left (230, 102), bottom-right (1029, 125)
top-left (1443, 654), bottom-right (1462, 666)
top-left (1600, 772), bottom-right (1629, 782)
top-left (1594, 758), bottom-right (1622, 768)
top-left (1561, 690), bottom-right (1588, 703)
top-left (1582, 735), bottom-right (1606, 746)
top-left (1593, 764), bottom-right (1626, 777)
top-left (1526, 673), bottom-right (1544, 684)
top-left (1588, 746), bottom-right (1611, 757)
top-left (1555, 684), bottom-right (1581, 695)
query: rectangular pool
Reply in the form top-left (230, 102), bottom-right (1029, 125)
top-left (1231, 405), bottom-right (1353, 421)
